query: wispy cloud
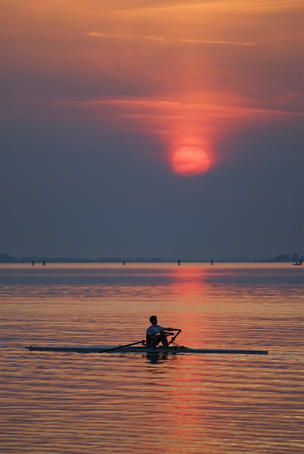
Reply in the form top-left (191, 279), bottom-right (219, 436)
top-left (88, 32), bottom-right (257, 47)
top-left (178, 38), bottom-right (256, 47)
top-left (104, 0), bottom-right (303, 16)
top-left (88, 32), bottom-right (164, 42)
top-left (63, 97), bottom-right (304, 120)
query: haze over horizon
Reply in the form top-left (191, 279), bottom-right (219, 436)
top-left (1, 1), bottom-right (303, 260)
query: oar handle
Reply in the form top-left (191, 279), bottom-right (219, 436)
top-left (168, 329), bottom-right (182, 345)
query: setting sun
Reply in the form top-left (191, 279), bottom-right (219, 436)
top-left (171, 145), bottom-right (210, 177)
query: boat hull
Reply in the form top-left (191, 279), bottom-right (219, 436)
top-left (25, 345), bottom-right (268, 355)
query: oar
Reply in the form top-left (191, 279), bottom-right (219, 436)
top-left (168, 329), bottom-right (182, 345)
top-left (97, 340), bottom-right (145, 353)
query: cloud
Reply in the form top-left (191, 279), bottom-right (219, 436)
top-left (88, 32), bottom-right (164, 42)
top-left (72, 97), bottom-right (304, 120)
top-left (102, 0), bottom-right (303, 15)
top-left (178, 38), bottom-right (256, 47)
top-left (57, 96), bottom-right (304, 146)
top-left (88, 32), bottom-right (257, 47)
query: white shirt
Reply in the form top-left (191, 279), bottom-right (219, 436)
top-left (146, 324), bottom-right (164, 336)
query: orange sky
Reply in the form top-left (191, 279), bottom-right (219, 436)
top-left (1, 1), bottom-right (304, 258)
top-left (3, 0), bottom-right (304, 175)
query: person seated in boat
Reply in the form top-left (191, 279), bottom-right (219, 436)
top-left (146, 315), bottom-right (180, 349)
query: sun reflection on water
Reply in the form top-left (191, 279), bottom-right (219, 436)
top-left (0, 263), bottom-right (303, 453)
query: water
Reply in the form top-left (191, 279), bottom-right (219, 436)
top-left (0, 262), bottom-right (303, 453)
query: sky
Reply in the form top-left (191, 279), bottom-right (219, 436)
top-left (1, 0), bottom-right (303, 260)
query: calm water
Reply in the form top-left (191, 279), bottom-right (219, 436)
top-left (0, 262), bottom-right (303, 453)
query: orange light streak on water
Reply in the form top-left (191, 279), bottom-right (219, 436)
top-left (0, 263), bottom-right (304, 453)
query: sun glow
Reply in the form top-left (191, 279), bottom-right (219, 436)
top-left (171, 145), bottom-right (210, 177)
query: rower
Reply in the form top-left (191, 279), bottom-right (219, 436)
top-left (146, 315), bottom-right (181, 349)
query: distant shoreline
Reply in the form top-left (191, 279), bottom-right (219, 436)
top-left (0, 253), bottom-right (302, 264)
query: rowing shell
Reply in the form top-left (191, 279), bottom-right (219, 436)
top-left (25, 345), bottom-right (268, 355)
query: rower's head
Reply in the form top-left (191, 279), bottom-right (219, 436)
top-left (149, 315), bottom-right (157, 325)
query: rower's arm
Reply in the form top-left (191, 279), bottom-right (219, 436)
top-left (164, 328), bottom-right (182, 332)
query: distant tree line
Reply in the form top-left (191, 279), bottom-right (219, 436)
top-left (0, 252), bottom-right (302, 263)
